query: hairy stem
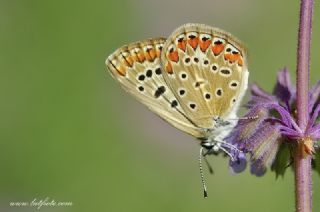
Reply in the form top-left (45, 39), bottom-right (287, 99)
top-left (295, 143), bottom-right (312, 212)
top-left (295, 0), bottom-right (313, 211)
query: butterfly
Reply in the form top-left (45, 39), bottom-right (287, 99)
top-left (106, 23), bottom-right (249, 197)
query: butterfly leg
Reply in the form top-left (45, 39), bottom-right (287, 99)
top-left (201, 138), bottom-right (240, 162)
top-left (201, 139), bottom-right (239, 152)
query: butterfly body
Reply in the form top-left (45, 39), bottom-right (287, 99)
top-left (106, 23), bottom-right (248, 153)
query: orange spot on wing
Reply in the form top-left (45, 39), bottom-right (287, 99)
top-left (124, 56), bottom-right (134, 67)
top-left (224, 53), bottom-right (237, 62)
top-left (155, 50), bottom-right (161, 57)
top-left (149, 49), bottom-right (156, 59)
top-left (212, 44), bottom-right (225, 56)
top-left (165, 62), bottom-right (173, 74)
top-left (116, 65), bottom-right (126, 76)
top-left (137, 52), bottom-right (145, 63)
top-left (168, 51), bottom-right (179, 62)
top-left (188, 38), bottom-right (199, 49)
top-left (146, 49), bottom-right (156, 61)
top-left (224, 53), bottom-right (243, 66)
top-left (177, 40), bottom-right (186, 51)
top-left (130, 54), bottom-right (138, 63)
top-left (199, 40), bottom-right (211, 52)
top-left (238, 57), bottom-right (243, 66)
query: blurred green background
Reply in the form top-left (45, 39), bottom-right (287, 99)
top-left (1, 0), bottom-right (320, 211)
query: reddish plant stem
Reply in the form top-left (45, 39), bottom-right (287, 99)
top-left (295, 0), bottom-right (313, 211)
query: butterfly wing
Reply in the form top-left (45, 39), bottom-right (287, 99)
top-left (161, 23), bottom-right (249, 129)
top-left (106, 38), bottom-right (203, 138)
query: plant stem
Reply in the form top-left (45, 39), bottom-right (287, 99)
top-left (295, 144), bottom-right (312, 212)
top-left (295, 0), bottom-right (313, 211)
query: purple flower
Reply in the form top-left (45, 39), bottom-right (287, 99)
top-left (228, 68), bottom-right (320, 176)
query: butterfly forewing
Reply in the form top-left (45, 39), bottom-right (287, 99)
top-left (106, 38), bottom-right (203, 138)
top-left (161, 23), bottom-right (249, 129)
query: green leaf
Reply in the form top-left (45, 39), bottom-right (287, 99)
top-left (313, 142), bottom-right (320, 175)
top-left (271, 142), bottom-right (291, 178)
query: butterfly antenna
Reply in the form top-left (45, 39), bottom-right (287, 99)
top-left (228, 115), bottom-right (259, 121)
top-left (199, 147), bottom-right (208, 198)
top-left (239, 115), bottom-right (259, 120)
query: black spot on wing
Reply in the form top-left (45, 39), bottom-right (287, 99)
top-left (171, 100), bottom-right (178, 107)
top-left (154, 86), bottom-right (166, 98)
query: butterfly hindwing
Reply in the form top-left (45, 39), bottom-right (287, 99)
top-left (106, 38), bottom-right (203, 138)
top-left (161, 23), bottom-right (249, 129)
